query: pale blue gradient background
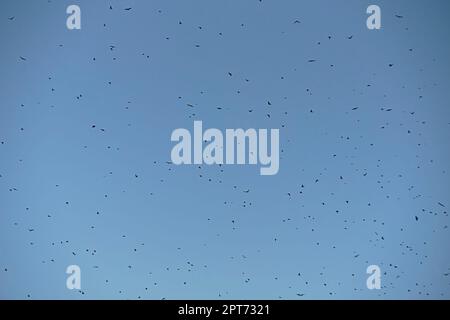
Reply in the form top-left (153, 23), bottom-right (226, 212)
top-left (0, 0), bottom-right (450, 299)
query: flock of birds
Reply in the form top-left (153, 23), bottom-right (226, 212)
top-left (1, 1), bottom-right (449, 299)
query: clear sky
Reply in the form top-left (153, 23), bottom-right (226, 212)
top-left (0, 0), bottom-right (449, 299)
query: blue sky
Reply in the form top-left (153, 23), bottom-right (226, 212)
top-left (0, 0), bottom-right (449, 299)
